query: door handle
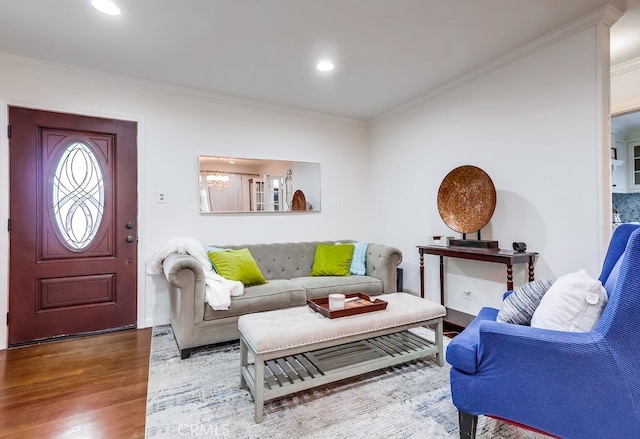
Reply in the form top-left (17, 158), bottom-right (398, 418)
top-left (125, 235), bottom-right (135, 244)
top-left (125, 222), bottom-right (134, 229)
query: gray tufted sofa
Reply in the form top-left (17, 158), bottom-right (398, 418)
top-left (162, 240), bottom-right (402, 358)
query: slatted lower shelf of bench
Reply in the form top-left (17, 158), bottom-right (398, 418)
top-left (242, 330), bottom-right (438, 402)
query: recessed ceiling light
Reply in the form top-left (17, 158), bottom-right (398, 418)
top-left (92, 0), bottom-right (121, 16)
top-left (316, 60), bottom-right (335, 72)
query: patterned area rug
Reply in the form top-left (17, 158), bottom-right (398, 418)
top-left (145, 325), bottom-right (551, 439)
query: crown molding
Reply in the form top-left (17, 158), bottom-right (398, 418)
top-left (611, 57), bottom-right (640, 77)
top-left (602, 3), bottom-right (624, 27)
top-left (373, 4), bottom-right (623, 125)
top-left (0, 52), bottom-right (366, 127)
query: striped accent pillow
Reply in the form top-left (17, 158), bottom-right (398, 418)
top-left (497, 279), bottom-right (555, 325)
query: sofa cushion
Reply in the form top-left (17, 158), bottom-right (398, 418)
top-left (203, 246), bottom-right (228, 272)
top-left (310, 243), bottom-right (354, 276)
top-left (216, 242), bottom-right (323, 280)
top-left (291, 275), bottom-right (383, 300)
top-left (207, 248), bottom-right (267, 286)
top-left (496, 279), bottom-right (555, 325)
top-left (349, 241), bottom-right (368, 275)
top-left (204, 279), bottom-right (306, 320)
top-left (531, 269), bottom-right (607, 332)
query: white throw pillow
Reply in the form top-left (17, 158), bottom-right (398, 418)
top-left (531, 269), bottom-right (607, 332)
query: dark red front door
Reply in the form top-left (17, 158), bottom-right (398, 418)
top-left (8, 107), bottom-right (138, 345)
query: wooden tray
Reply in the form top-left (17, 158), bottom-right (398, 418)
top-left (307, 293), bottom-right (388, 319)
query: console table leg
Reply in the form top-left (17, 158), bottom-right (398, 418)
top-left (506, 264), bottom-right (514, 291)
top-left (528, 256), bottom-right (535, 282)
top-left (419, 252), bottom-right (425, 298)
top-left (439, 256), bottom-right (445, 306)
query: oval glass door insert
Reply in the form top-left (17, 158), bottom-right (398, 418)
top-left (52, 142), bottom-right (105, 250)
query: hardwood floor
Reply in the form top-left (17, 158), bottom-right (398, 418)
top-left (0, 328), bottom-right (152, 439)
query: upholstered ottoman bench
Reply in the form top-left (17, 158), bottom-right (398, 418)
top-left (238, 292), bottom-right (446, 422)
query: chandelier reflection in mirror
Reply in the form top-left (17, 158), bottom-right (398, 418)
top-left (199, 156), bottom-right (321, 214)
top-left (206, 173), bottom-right (230, 189)
top-left (52, 142), bottom-right (105, 250)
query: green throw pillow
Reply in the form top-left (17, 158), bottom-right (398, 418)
top-left (207, 248), bottom-right (267, 286)
top-left (310, 243), bottom-right (354, 276)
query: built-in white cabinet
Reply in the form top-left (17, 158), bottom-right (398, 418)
top-left (612, 140), bottom-right (627, 193)
top-left (627, 139), bottom-right (640, 193)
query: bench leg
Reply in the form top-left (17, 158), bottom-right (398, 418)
top-left (435, 318), bottom-right (444, 366)
top-left (239, 337), bottom-right (247, 389)
top-left (254, 353), bottom-right (265, 423)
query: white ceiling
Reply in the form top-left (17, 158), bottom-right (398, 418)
top-left (0, 0), bottom-right (639, 120)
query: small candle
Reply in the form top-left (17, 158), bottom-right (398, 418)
top-left (328, 293), bottom-right (345, 310)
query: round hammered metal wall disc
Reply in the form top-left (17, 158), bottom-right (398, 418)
top-left (437, 165), bottom-right (496, 233)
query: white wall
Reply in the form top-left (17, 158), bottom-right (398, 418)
top-left (0, 54), bottom-right (370, 348)
top-left (369, 23), bottom-right (612, 314)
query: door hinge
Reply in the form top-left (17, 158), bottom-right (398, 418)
top-left (6, 312), bottom-right (8, 326)
top-left (7, 125), bottom-right (11, 139)
top-left (7, 218), bottom-right (10, 232)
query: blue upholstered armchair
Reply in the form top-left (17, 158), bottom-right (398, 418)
top-left (446, 224), bottom-right (640, 439)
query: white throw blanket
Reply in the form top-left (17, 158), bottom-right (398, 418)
top-left (146, 237), bottom-right (244, 310)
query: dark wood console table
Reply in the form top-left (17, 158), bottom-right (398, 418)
top-left (417, 245), bottom-right (538, 329)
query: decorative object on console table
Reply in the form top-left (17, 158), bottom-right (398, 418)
top-left (431, 235), bottom-right (453, 246)
top-left (417, 245), bottom-right (538, 330)
top-left (512, 241), bottom-right (527, 252)
top-left (437, 165), bottom-right (499, 249)
top-left (448, 238), bottom-right (498, 249)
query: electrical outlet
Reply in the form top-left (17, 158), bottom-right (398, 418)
top-left (157, 192), bottom-right (167, 204)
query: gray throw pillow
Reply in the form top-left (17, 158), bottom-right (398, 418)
top-left (497, 279), bottom-right (555, 325)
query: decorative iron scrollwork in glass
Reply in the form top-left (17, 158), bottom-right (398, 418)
top-left (52, 142), bottom-right (105, 250)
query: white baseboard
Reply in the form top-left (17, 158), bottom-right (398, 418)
top-left (145, 315), bottom-right (170, 328)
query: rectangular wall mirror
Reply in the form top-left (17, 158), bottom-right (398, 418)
top-left (199, 156), bottom-right (321, 214)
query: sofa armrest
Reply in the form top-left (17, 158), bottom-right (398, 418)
top-left (162, 253), bottom-right (206, 327)
top-left (445, 307), bottom-right (499, 374)
top-left (365, 243), bottom-right (403, 293)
